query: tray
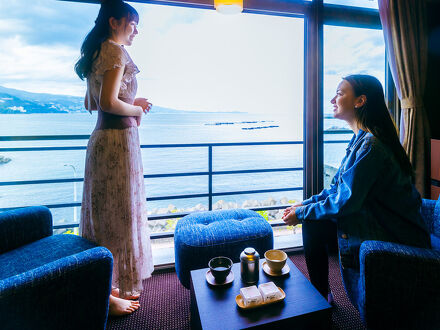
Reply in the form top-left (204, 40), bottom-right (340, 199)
top-left (236, 287), bottom-right (286, 310)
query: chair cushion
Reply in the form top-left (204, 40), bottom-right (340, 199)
top-left (174, 209), bottom-right (273, 288)
top-left (0, 234), bottom-right (97, 280)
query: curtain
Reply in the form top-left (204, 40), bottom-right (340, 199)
top-left (378, 0), bottom-right (431, 197)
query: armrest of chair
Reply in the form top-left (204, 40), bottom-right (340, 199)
top-left (360, 240), bottom-right (440, 287)
top-left (0, 206), bottom-right (53, 253)
top-left (359, 240), bottom-right (440, 323)
top-left (0, 246), bottom-right (113, 330)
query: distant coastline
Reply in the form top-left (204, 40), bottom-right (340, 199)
top-left (0, 85), bottom-right (244, 115)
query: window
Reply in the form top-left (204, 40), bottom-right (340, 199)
top-left (0, 0), bottom-right (387, 265)
top-left (130, 3), bottom-right (306, 259)
top-left (324, 0), bottom-right (378, 9)
top-left (0, 1), bottom-right (305, 264)
top-left (323, 25), bottom-right (386, 187)
top-left (0, 0), bottom-right (97, 234)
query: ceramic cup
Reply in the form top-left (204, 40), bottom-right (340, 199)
top-left (208, 256), bottom-right (233, 283)
top-left (264, 249), bottom-right (287, 273)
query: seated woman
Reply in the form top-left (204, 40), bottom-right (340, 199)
top-left (282, 74), bottom-right (431, 307)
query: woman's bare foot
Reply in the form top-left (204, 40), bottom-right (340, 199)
top-left (111, 288), bottom-right (140, 300)
top-left (109, 295), bottom-right (140, 316)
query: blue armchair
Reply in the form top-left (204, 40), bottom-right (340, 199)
top-left (0, 206), bottom-right (113, 330)
top-left (346, 198), bottom-right (440, 329)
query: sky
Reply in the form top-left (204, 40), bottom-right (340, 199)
top-left (325, 0), bottom-right (378, 9)
top-left (0, 0), bottom-right (383, 114)
top-left (324, 25), bottom-right (385, 113)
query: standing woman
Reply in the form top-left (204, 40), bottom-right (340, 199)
top-left (75, 0), bottom-right (153, 316)
top-left (282, 75), bottom-right (430, 309)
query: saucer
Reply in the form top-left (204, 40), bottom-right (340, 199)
top-left (262, 261), bottom-right (290, 277)
top-left (206, 269), bottom-right (234, 286)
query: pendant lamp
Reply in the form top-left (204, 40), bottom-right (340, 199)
top-left (214, 0), bottom-right (243, 14)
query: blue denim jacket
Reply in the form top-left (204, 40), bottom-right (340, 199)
top-left (295, 129), bottom-right (431, 269)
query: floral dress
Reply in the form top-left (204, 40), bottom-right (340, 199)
top-left (80, 39), bottom-right (153, 298)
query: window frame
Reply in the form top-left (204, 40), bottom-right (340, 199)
top-left (53, 1), bottom-right (392, 260)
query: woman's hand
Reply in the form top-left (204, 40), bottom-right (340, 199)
top-left (282, 208), bottom-right (300, 226)
top-left (283, 206), bottom-right (293, 218)
top-left (282, 202), bottom-right (303, 218)
top-left (134, 98), bottom-right (152, 114)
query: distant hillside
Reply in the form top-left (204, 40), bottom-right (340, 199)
top-left (0, 86), bottom-right (84, 114)
top-left (0, 86), bottom-right (242, 114)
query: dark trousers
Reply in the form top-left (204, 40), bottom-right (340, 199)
top-left (302, 220), bottom-right (338, 298)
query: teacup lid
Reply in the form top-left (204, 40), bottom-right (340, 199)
top-left (244, 247), bottom-right (256, 255)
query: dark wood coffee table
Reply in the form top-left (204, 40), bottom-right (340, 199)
top-left (190, 258), bottom-right (331, 329)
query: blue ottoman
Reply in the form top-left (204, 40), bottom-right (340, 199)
top-left (174, 209), bottom-right (274, 288)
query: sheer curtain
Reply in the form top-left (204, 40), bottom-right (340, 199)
top-left (378, 0), bottom-right (431, 197)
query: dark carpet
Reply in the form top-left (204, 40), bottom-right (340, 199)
top-left (106, 253), bottom-right (366, 330)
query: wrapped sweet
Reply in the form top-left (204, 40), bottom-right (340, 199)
top-left (258, 281), bottom-right (283, 303)
top-left (240, 285), bottom-right (263, 307)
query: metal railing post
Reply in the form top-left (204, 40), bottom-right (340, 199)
top-left (208, 145), bottom-right (213, 211)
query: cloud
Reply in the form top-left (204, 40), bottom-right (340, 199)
top-left (0, 0), bottom-right (100, 95)
top-left (137, 3), bottom-right (203, 33)
top-left (0, 0), bottom-right (98, 47)
top-left (130, 4), bottom-right (304, 113)
top-left (0, 35), bottom-right (85, 96)
top-left (323, 25), bottom-right (385, 112)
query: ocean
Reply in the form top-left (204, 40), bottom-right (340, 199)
top-left (0, 112), bottom-right (352, 226)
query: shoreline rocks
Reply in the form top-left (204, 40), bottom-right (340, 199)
top-left (146, 165), bottom-right (339, 233)
top-left (146, 196), bottom-right (297, 232)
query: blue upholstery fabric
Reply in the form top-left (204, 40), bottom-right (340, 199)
top-left (0, 234), bottom-right (97, 280)
top-left (421, 198), bottom-right (440, 237)
top-left (342, 197), bottom-right (440, 329)
top-left (430, 234), bottom-right (440, 250)
top-left (174, 209), bottom-right (273, 288)
top-left (0, 206), bottom-right (52, 253)
top-left (0, 207), bottom-right (113, 330)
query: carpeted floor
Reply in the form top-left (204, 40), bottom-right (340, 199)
top-left (106, 253), bottom-right (366, 330)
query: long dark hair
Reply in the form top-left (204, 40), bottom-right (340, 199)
top-left (343, 74), bottom-right (413, 179)
top-left (74, 0), bottom-right (138, 80)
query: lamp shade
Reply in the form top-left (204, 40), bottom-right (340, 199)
top-left (214, 0), bottom-right (243, 14)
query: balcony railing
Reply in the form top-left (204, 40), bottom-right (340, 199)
top-left (0, 130), bottom-right (351, 239)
